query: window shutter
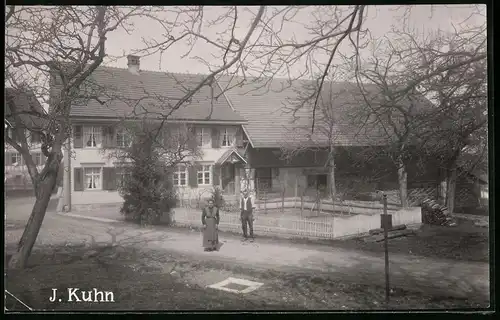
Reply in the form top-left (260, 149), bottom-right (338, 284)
top-left (108, 127), bottom-right (115, 147)
top-left (102, 127), bottom-right (109, 148)
top-left (188, 165), bottom-right (198, 187)
top-left (211, 128), bottom-right (220, 148)
top-left (103, 167), bottom-right (117, 190)
top-left (187, 126), bottom-right (197, 150)
top-left (213, 164), bottom-right (221, 186)
top-left (5, 152), bottom-right (12, 166)
top-left (74, 125), bottom-right (83, 148)
top-left (74, 167), bottom-right (84, 191)
top-left (236, 127), bottom-right (244, 147)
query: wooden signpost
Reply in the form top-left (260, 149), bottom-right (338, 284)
top-left (381, 194), bottom-right (391, 306)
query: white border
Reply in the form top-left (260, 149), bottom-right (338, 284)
top-left (207, 277), bottom-right (263, 294)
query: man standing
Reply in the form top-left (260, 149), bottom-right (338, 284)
top-left (240, 190), bottom-right (255, 242)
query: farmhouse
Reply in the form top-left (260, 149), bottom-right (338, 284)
top-left (4, 89), bottom-right (63, 192)
top-left (46, 55), bottom-right (486, 213)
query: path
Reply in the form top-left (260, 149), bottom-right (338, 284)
top-left (5, 201), bottom-right (490, 303)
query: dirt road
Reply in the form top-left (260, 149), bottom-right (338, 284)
top-left (5, 198), bottom-right (490, 309)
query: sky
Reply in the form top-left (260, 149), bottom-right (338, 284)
top-left (101, 5), bottom-right (486, 78)
top-left (6, 5), bottom-right (486, 112)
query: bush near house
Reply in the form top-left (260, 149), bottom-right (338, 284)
top-left (119, 131), bottom-right (177, 225)
top-left (211, 187), bottom-right (225, 208)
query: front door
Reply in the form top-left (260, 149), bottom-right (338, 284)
top-left (221, 163), bottom-right (236, 194)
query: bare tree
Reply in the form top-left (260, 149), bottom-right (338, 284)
top-left (347, 18), bottom-right (486, 208)
top-left (102, 119), bottom-right (203, 182)
top-left (101, 120), bottom-right (202, 224)
top-left (416, 42), bottom-right (487, 213)
top-left (5, 5), bottom-right (147, 269)
top-left (6, 5), bottom-right (486, 268)
top-left (279, 8), bottom-right (486, 208)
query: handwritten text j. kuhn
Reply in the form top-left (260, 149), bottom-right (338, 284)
top-left (49, 288), bottom-right (115, 303)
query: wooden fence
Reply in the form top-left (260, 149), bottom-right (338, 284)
top-left (172, 207), bottom-right (422, 239)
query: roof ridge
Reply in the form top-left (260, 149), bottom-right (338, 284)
top-left (96, 64), bottom-right (211, 78)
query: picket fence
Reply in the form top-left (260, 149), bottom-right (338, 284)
top-left (173, 207), bottom-right (422, 239)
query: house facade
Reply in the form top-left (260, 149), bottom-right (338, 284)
top-left (4, 89), bottom-right (56, 192)
top-left (53, 56), bottom-right (251, 207)
top-left (49, 56), bottom-right (488, 211)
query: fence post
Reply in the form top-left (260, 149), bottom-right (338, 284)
top-left (281, 186), bottom-right (285, 214)
top-left (316, 190), bottom-right (321, 216)
top-left (264, 191), bottom-right (267, 214)
top-left (300, 192), bottom-right (304, 217)
top-left (294, 176), bottom-right (298, 208)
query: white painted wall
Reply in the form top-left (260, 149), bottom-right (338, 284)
top-left (67, 123), bottom-right (243, 205)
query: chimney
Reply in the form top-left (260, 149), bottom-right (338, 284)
top-left (127, 55), bottom-right (140, 74)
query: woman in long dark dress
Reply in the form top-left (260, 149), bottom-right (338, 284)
top-left (202, 199), bottom-right (220, 252)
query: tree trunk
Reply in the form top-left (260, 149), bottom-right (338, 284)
top-left (397, 156), bottom-right (408, 208)
top-left (329, 148), bottom-right (336, 212)
top-left (445, 165), bottom-right (458, 215)
top-left (8, 160), bottom-right (60, 269)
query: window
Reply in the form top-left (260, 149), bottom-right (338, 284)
top-left (196, 128), bottom-right (210, 147)
top-left (116, 129), bottom-right (132, 148)
top-left (84, 167), bottom-right (102, 190)
top-left (83, 126), bottom-right (102, 148)
top-left (197, 165), bottom-right (211, 185)
top-left (6, 127), bottom-right (18, 142)
top-left (173, 165), bottom-right (188, 186)
top-left (221, 128), bottom-right (235, 147)
top-left (196, 128), bottom-right (205, 147)
top-left (32, 153), bottom-right (42, 166)
top-left (11, 153), bottom-right (22, 165)
top-left (481, 187), bottom-right (489, 199)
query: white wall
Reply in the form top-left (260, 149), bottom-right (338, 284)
top-left (68, 123), bottom-right (242, 207)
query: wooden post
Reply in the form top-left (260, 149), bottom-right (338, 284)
top-left (383, 194), bottom-right (390, 307)
top-left (294, 176), bottom-right (298, 208)
top-left (264, 191), bottom-right (267, 214)
top-left (281, 186), bottom-right (285, 213)
top-left (300, 193), bottom-right (304, 217)
top-left (234, 164), bottom-right (241, 199)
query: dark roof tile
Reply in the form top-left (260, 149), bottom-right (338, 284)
top-left (218, 76), bottom-right (432, 148)
top-left (50, 66), bottom-right (246, 123)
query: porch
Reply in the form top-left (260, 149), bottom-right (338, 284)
top-left (215, 148), bottom-right (248, 202)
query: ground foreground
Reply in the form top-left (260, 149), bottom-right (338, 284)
top-left (5, 198), bottom-right (491, 311)
top-left (5, 245), bottom-right (487, 311)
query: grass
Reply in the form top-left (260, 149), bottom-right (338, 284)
top-left (312, 218), bottom-right (489, 262)
top-left (5, 245), bottom-right (488, 311)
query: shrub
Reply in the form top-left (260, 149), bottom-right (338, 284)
top-left (211, 186), bottom-right (225, 208)
top-left (119, 131), bottom-right (177, 226)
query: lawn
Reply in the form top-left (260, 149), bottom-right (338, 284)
top-left (295, 217), bottom-right (489, 262)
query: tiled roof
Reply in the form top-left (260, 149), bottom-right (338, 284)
top-left (217, 76), bottom-right (433, 148)
top-left (50, 65), bottom-right (246, 123)
top-left (5, 88), bottom-right (47, 129)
